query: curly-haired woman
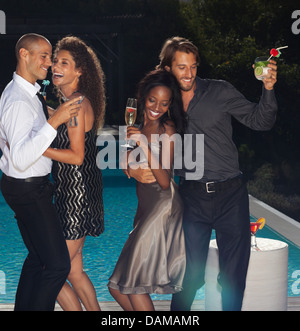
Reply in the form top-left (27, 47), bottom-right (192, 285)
top-left (43, 36), bottom-right (106, 311)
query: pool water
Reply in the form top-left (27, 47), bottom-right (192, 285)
top-left (0, 169), bottom-right (299, 304)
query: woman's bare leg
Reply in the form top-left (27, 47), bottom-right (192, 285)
top-left (129, 293), bottom-right (155, 311)
top-left (57, 237), bottom-right (101, 311)
top-left (56, 280), bottom-right (83, 311)
top-left (108, 287), bottom-right (134, 311)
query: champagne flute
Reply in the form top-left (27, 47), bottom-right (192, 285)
top-left (121, 98), bottom-right (137, 148)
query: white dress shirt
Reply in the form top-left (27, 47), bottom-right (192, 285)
top-left (0, 72), bottom-right (57, 178)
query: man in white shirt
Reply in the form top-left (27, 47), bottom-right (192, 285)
top-left (0, 33), bottom-right (81, 310)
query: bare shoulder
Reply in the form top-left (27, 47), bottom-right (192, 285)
top-left (69, 93), bottom-right (90, 108)
top-left (69, 93), bottom-right (93, 116)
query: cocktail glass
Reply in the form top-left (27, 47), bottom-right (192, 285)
top-left (250, 217), bottom-right (265, 250)
top-left (250, 223), bottom-right (259, 249)
top-left (254, 57), bottom-right (270, 80)
top-left (41, 92), bottom-right (46, 100)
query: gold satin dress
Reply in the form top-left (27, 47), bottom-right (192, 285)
top-left (108, 164), bottom-right (186, 295)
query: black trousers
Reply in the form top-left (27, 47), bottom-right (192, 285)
top-left (171, 177), bottom-right (250, 311)
top-left (1, 174), bottom-right (70, 311)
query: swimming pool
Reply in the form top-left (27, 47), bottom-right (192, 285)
top-left (0, 168), bottom-right (299, 304)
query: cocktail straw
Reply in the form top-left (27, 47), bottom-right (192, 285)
top-left (277, 46), bottom-right (289, 50)
top-left (267, 46), bottom-right (288, 61)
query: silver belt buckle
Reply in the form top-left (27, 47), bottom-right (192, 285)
top-left (206, 181), bottom-right (215, 193)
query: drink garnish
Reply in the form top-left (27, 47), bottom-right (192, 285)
top-left (256, 217), bottom-right (265, 230)
top-left (254, 66), bottom-right (263, 76)
top-left (267, 46), bottom-right (288, 61)
top-left (42, 79), bottom-right (50, 94)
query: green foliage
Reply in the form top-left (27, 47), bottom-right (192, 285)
top-left (179, 0), bottom-right (300, 217)
top-left (248, 163), bottom-right (300, 221)
top-left (181, 0), bottom-right (300, 180)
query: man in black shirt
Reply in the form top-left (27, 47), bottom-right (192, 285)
top-left (156, 37), bottom-right (278, 311)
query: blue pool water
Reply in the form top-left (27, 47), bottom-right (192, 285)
top-left (0, 169), bottom-right (299, 304)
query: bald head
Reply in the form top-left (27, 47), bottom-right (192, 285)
top-left (15, 33), bottom-right (52, 84)
top-left (15, 33), bottom-right (51, 61)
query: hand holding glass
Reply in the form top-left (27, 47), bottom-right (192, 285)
top-left (121, 98), bottom-right (137, 148)
top-left (254, 57), bottom-right (270, 80)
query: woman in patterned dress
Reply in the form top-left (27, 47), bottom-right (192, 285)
top-left (43, 36), bottom-right (105, 310)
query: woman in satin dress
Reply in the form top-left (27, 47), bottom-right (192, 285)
top-left (108, 70), bottom-right (187, 311)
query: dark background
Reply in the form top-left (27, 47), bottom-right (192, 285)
top-left (0, 0), bottom-right (299, 220)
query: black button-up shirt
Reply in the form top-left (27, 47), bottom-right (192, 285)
top-left (176, 77), bottom-right (278, 181)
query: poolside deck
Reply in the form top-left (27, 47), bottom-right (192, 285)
top-left (0, 297), bottom-right (299, 311)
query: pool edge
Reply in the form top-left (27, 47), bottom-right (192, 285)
top-left (249, 194), bottom-right (300, 248)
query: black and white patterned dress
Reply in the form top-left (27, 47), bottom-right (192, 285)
top-left (52, 124), bottom-right (104, 240)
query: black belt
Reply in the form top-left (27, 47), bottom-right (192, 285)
top-left (2, 173), bottom-right (49, 183)
top-left (179, 175), bottom-right (243, 193)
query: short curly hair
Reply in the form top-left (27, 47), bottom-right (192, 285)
top-left (53, 36), bottom-right (106, 129)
